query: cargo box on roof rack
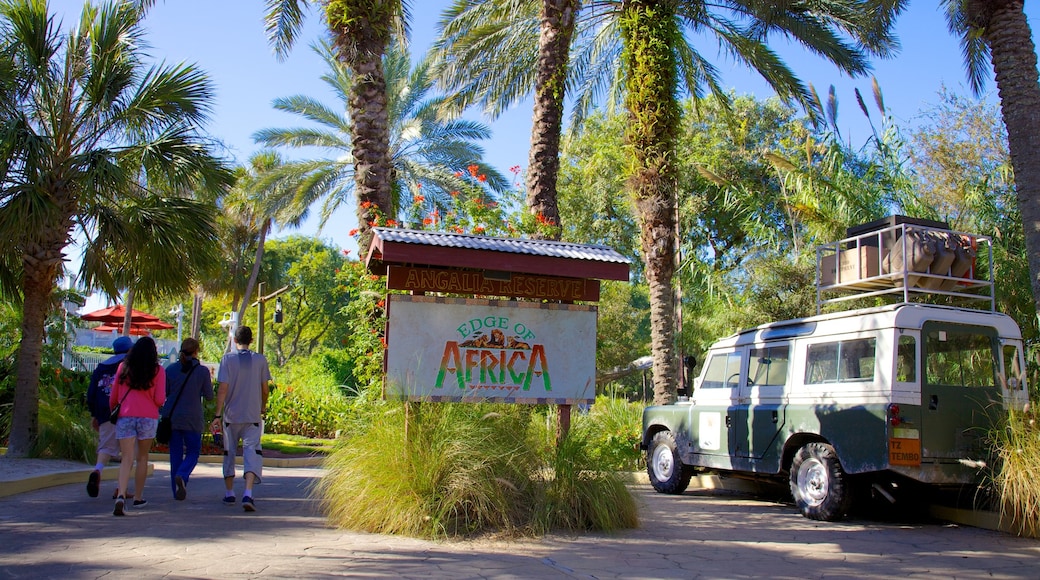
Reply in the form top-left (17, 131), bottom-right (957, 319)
top-left (815, 216), bottom-right (993, 313)
top-left (845, 215), bottom-right (950, 238)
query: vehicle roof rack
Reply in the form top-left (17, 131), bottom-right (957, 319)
top-left (816, 216), bottom-right (994, 314)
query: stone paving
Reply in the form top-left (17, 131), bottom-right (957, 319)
top-left (1, 460), bottom-right (1038, 579)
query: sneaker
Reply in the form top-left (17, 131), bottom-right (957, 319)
top-left (113, 496), bottom-right (125, 516)
top-left (222, 495), bottom-right (236, 506)
top-left (133, 499), bottom-right (148, 508)
top-left (86, 470), bottom-right (100, 498)
top-left (242, 496), bottom-right (255, 512)
top-left (174, 476), bottom-right (186, 501)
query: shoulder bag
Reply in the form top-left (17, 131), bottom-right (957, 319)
top-left (109, 387), bottom-right (131, 425)
top-left (156, 363), bottom-right (199, 445)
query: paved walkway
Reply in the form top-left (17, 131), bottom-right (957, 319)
top-left (1, 460), bottom-right (1038, 579)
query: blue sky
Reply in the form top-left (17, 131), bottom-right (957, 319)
top-left (45, 0), bottom-right (1040, 260)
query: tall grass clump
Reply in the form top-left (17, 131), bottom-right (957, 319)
top-left (990, 404), bottom-right (1040, 537)
top-left (531, 410), bottom-right (639, 533)
top-left (318, 402), bottom-right (537, 537)
top-left (316, 400), bottom-right (639, 538)
top-left (573, 394), bottom-right (645, 472)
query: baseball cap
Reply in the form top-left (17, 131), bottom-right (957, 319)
top-left (112, 336), bottom-right (133, 354)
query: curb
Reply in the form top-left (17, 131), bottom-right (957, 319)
top-left (0, 463), bottom-right (152, 499)
top-left (0, 456), bottom-right (323, 499)
top-left (147, 453), bottom-right (325, 468)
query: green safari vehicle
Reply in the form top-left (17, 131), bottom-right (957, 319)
top-left (641, 221), bottom-right (1028, 520)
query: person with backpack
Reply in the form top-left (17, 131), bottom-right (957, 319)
top-left (85, 336), bottom-right (133, 499)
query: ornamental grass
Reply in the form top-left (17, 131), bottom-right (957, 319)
top-left (315, 400), bottom-right (639, 538)
top-left (990, 404), bottom-right (1040, 537)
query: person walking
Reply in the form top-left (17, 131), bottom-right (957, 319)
top-left (85, 336), bottom-right (133, 499)
top-left (211, 326), bottom-right (271, 512)
top-left (109, 336), bottom-right (166, 516)
top-left (162, 337), bottom-right (214, 501)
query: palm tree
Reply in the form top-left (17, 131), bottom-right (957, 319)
top-left (942, 0), bottom-right (1040, 313)
top-left (263, 0), bottom-right (410, 247)
top-left (80, 189), bottom-right (222, 335)
top-left (433, 0), bottom-right (574, 239)
top-left (252, 40), bottom-right (506, 229)
top-left (435, 0), bottom-right (903, 404)
top-left (0, 0), bottom-right (231, 457)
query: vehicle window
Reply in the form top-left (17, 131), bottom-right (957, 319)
top-left (1004, 344), bottom-right (1024, 391)
top-left (805, 338), bottom-right (876, 384)
top-left (700, 352), bottom-right (743, 389)
top-left (925, 329), bottom-right (996, 387)
top-left (749, 345), bottom-right (789, 387)
top-left (897, 335), bottom-right (916, 383)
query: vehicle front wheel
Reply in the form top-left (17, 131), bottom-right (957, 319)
top-left (789, 442), bottom-right (852, 521)
top-left (647, 431), bottom-right (692, 494)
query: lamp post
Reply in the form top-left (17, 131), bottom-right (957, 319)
top-left (252, 283), bottom-right (290, 355)
top-left (170, 304), bottom-right (185, 344)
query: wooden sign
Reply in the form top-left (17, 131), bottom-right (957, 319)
top-left (385, 295), bottom-right (597, 405)
top-left (387, 265), bottom-right (600, 302)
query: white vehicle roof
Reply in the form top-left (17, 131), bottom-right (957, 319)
top-left (711, 303), bottom-right (1022, 350)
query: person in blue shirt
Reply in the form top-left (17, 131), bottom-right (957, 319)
top-left (162, 337), bottom-right (214, 501)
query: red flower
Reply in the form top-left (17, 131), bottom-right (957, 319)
top-left (509, 165), bottom-right (522, 174)
top-left (474, 225), bottom-right (485, 233)
top-left (450, 190), bottom-right (460, 197)
top-left (360, 200), bottom-right (373, 209)
top-left (422, 217), bottom-right (434, 225)
top-left (386, 219), bottom-right (398, 227)
top-left (452, 225), bottom-right (464, 233)
top-left (477, 174), bottom-right (487, 183)
top-left (349, 228), bottom-right (359, 237)
top-left (342, 249), bottom-right (351, 256)
top-left (467, 164), bottom-right (480, 177)
top-left (453, 171), bottom-right (463, 178)
top-left (413, 194), bottom-right (425, 203)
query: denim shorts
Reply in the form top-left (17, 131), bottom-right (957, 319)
top-left (115, 417), bottom-right (159, 440)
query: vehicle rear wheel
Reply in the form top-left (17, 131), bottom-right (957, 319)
top-left (789, 442), bottom-right (852, 521)
top-left (647, 431), bottom-right (691, 494)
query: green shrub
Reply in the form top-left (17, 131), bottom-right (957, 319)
top-left (265, 382), bottom-right (352, 438)
top-left (266, 350), bottom-right (356, 437)
top-left (990, 404), bottom-right (1040, 537)
top-left (316, 401), bottom-right (639, 538)
top-left (29, 366), bottom-right (95, 461)
top-left (573, 395), bottom-right (645, 472)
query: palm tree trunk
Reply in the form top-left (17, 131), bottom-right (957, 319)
top-left (7, 278), bottom-right (50, 457)
top-left (621, 0), bottom-right (682, 405)
top-left (7, 240), bottom-right (66, 457)
top-left (981, 1), bottom-right (1040, 314)
top-left (323, 2), bottom-right (397, 248)
top-left (526, 0), bottom-right (578, 240)
top-left (121, 287), bottom-right (135, 336)
top-left (233, 218), bottom-right (271, 351)
top-left (190, 293), bottom-right (203, 338)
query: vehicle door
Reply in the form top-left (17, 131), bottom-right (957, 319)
top-left (735, 343), bottom-right (790, 471)
top-left (920, 322), bottom-right (1003, 461)
top-left (691, 348), bottom-right (744, 467)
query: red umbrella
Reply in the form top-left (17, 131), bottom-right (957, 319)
top-left (80, 305), bottom-right (163, 324)
top-left (92, 324), bottom-right (153, 336)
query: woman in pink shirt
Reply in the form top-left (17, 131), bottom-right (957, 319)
top-left (109, 336), bottom-right (166, 516)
